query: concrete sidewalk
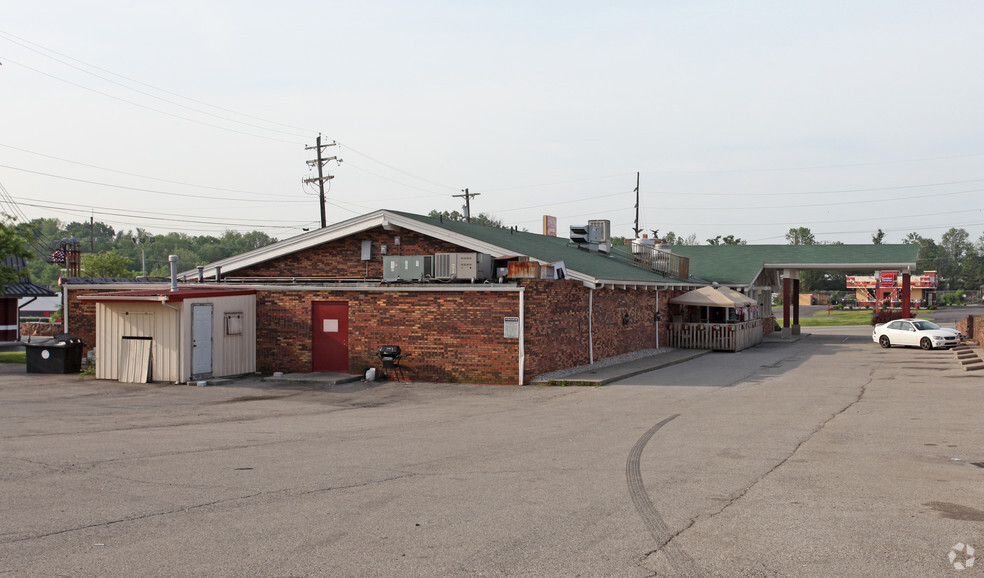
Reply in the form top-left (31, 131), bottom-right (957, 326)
top-left (532, 349), bottom-right (711, 386)
top-left (533, 332), bottom-right (807, 386)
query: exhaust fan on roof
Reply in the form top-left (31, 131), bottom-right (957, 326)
top-left (570, 220), bottom-right (611, 253)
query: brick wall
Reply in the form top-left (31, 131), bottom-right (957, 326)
top-left (235, 228), bottom-right (467, 279)
top-left (20, 322), bottom-right (61, 338)
top-left (255, 288), bottom-right (522, 384)
top-left (956, 315), bottom-right (981, 344)
top-left (66, 281), bottom-right (684, 385)
top-left (521, 281), bottom-right (686, 379)
top-left (64, 288), bottom-right (98, 354)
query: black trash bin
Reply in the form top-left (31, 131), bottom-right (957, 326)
top-left (25, 334), bottom-right (86, 374)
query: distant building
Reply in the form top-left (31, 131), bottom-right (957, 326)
top-left (846, 271), bottom-right (937, 307)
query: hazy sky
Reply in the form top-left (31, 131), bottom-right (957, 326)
top-left (3, 1), bottom-right (984, 245)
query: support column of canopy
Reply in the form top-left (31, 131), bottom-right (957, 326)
top-left (781, 270), bottom-right (798, 339)
top-left (792, 276), bottom-right (801, 336)
top-left (901, 271), bottom-right (911, 318)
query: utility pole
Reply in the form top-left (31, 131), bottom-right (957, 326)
top-left (452, 188), bottom-right (481, 223)
top-left (632, 172), bottom-right (642, 238)
top-left (90, 214), bottom-right (94, 252)
top-left (304, 135), bottom-right (339, 228)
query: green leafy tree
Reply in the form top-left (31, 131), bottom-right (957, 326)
top-left (785, 227), bottom-right (816, 245)
top-left (707, 234), bottom-right (746, 246)
top-left (871, 229), bottom-right (885, 244)
top-left (938, 228), bottom-right (972, 289)
top-left (81, 250), bottom-right (136, 278)
top-left (0, 214), bottom-right (32, 290)
top-left (428, 209), bottom-right (504, 228)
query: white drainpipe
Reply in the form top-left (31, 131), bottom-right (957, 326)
top-left (655, 288), bottom-right (660, 351)
top-left (518, 287), bottom-right (525, 385)
top-left (588, 286), bottom-right (594, 364)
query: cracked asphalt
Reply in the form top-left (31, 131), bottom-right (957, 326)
top-left (2, 325), bottom-right (982, 576)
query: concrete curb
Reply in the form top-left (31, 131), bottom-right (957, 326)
top-left (536, 350), bottom-right (712, 386)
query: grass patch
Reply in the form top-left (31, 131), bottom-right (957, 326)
top-left (777, 309), bottom-right (937, 327)
top-left (0, 352), bottom-right (26, 364)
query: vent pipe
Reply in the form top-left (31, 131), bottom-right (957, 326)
top-left (197, 265), bottom-right (204, 283)
top-left (215, 266), bottom-right (222, 282)
top-left (169, 255), bottom-right (179, 292)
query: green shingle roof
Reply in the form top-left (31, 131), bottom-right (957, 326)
top-left (392, 211), bottom-right (682, 284)
top-left (669, 244), bottom-right (920, 285)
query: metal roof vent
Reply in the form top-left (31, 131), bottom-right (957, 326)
top-left (570, 219), bottom-right (611, 253)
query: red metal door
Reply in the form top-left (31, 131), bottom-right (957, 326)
top-left (312, 301), bottom-right (349, 372)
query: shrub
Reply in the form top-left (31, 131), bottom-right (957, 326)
top-left (871, 310), bottom-right (904, 326)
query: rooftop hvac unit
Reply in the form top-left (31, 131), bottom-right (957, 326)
top-left (383, 255), bottom-right (433, 282)
top-left (570, 219), bottom-right (612, 253)
top-left (433, 253), bottom-right (492, 281)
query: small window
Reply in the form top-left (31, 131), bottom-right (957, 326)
top-left (225, 312), bottom-right (243, 335)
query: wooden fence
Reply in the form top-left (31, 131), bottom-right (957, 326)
top-left (666, 319), bottom-right (763, 352)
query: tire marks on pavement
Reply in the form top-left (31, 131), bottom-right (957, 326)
top-left (625, 413), bottom-right (697, 575)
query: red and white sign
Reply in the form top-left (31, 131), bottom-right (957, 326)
top-left (543, 215), bottom-right (557, 237)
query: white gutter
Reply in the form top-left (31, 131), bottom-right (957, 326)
top-left (518, 287), bottom-right (525, 385)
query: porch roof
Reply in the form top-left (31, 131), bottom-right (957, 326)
top-left (668, 244), bottom-right (919, 286)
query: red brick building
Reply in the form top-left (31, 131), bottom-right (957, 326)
top-left (61, 211), bottom-right (921, 384)
top-left (64, 210), bottom-right (695, 384)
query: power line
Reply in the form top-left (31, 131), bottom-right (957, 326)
top-left (644, 177), bottom-right (984, 197)
top-left (0, 30), bottom-right (312, 136)
top-left (0, 143), bottom-right (297, 197)
top-left (2, 57), bottom-right (304, 145)
top-left (0, 163), bottom-right (311, 203)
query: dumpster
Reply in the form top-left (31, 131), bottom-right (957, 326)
top-left (25, 333), bottom-right (86, 374)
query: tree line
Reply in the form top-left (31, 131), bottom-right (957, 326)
top-left (13, 217), bottom-right (276, 285)
top-left (6, 215), bottom-right (984, 294)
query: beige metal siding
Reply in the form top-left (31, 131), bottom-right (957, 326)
top-left (181, 295), bottom-right (255, 379)
top-left (94, 302), bottom-right (179, 382)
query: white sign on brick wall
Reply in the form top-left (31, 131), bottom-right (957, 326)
top-left (503, 316), bottom-right (520, 339)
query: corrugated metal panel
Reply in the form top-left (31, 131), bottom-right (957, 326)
top-left (215, 295), bottom-right (255, 377)
top-left (94, 302), bottom-right (179, 382)
top-left (118, 337), bottom-right (152, 383)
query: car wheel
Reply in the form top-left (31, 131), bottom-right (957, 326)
top-left (879, 335), bottom-right (891, 348)
top-left (920, 337), bottom-right (933, 350)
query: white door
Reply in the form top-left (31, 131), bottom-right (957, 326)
top-left (192, 304), bottom-right (213, 379)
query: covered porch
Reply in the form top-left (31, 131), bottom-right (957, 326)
top-left (666, 285), bottom-right (764, 352)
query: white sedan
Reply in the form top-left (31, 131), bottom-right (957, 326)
top-left (873, 318), bottom-right (961, 350)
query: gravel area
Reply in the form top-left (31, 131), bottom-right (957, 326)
top-left (530, 348), bottom-right (672, 383)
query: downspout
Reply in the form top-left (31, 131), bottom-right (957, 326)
top-left (162, 255), bottom-right (182, 384)
top-left (588, 286), bottom-right (594, 364)
top-left (518, 287), bottom-right (525, 385)
top-left (655, 288), bottom-right (660, 351)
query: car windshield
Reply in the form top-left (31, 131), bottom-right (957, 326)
top-left (911, 321), bottom-right (941, 330)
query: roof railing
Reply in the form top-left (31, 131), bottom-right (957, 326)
top-left (620, 243), bottom-right (690, 280)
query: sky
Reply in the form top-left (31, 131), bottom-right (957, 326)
top-left (3, 1), bottom-right (984, 247)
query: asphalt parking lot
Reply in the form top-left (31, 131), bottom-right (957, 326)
top-left (2, 326), bottom-right (982, 576)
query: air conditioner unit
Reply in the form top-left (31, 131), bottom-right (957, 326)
top-left (383, 255), bottom-right (433, 282)
top-left (570, 220), bottom-right (611, 253)
top-left (433, 253), bottom-right (492, 281)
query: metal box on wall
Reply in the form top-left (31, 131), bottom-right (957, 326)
top-left (383, 255), bottom-right (433, 282)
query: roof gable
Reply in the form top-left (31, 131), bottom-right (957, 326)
top-left (185, 210), bottom-right (683, 287)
